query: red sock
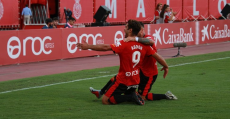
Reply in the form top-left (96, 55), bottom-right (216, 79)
top-left (146, 93), bottom-right (154, 101)
top-left (146, 93), bottom-right (167, 101)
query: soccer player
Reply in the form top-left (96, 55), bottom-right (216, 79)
top-left (132, 22), bottom-right (177, 101)
top-left (89, 22), bottom-right (177, 101)
top-left (77, 20), bottom-right (168, 105)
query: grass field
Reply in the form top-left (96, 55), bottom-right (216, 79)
top-left (0, 51), bottom-right (230, 119)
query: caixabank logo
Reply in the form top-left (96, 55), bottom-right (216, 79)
top-left (0, 0), bottom-right (4, 20)
top-left (201, 24), bottom-right (230, 41)
top-left (152, 27), bottom-right (194, 46)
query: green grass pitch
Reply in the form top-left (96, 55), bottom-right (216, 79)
top-left (0, 51), bottom-right (230, 119)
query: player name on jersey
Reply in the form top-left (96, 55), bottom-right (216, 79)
top-left (131, 45), bottom-right (143, 50)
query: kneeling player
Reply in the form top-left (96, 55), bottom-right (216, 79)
top-left (89, 22), bottom-right (177, 101)
top-left (77, 20), bottom-right (165, 105)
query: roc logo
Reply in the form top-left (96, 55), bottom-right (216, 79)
top-left (0, 0), bottom-right (4, 20)
top-left (73, 0), bottom-right (82, 20)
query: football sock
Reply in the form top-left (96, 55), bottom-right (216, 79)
top-left (146, 93), bottom-right (167, 101)
top-left (108, 95), bottom-right (133, 104)
top-left (100, 77), bottom-right (114, 95)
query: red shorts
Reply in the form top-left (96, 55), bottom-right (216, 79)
top-left (138, 69), bottom-right (158, 96)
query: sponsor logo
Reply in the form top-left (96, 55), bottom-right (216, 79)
top-left (67, 33), bottom-right (102, 53)
top-left (114, 31), bottom-right (124, 44)
top-left (153, 27), bottom-right (194, 46)
top-left (7, 36), bottom-right (54, 59)
top-left (201, 24), bottom-right (230, 41)
top-left (0, 0), bottom-right (4, 20)
top-left (125, 69), bottom-right (139, 77)
top-left (73, 0), bottom-right (82, 20)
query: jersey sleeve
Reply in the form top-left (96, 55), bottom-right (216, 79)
top-left (110, 40), bottom-right (124, 54)
top-left (146, 46), bottom-right (156, 56)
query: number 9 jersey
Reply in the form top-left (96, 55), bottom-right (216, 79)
top-left (110, 40), bottom-right (156, 86)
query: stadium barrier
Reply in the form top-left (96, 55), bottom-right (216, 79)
top-left (0, 20), bottom-right (229, 66)
top-left (0, 0), bottom-right (229, 27)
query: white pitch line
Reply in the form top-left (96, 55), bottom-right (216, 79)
top-left (0, 57), bottom-right (230, 95)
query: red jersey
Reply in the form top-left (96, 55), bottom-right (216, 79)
top-left (140, 35), bottom-right (158, 77)
top-left (110, 40), bottom-right (155, 86)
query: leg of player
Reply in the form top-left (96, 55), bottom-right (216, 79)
top-left (107, 89), bottom-right (145, 105)
top-left (89, 76), bottom-right (115, 99)
top-left (146, 91), bottom-right (178, 100)
top-left (102, 81), bottom-right (145, 105)
top-left (145, 75), bottom-right (167, 100)
top-left (139, 74), bottom-right (178, 100)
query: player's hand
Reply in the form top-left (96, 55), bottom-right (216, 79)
top-left (161, 66), bottom-right (168, 78)
top-left (124, 36), bottom-right (135, 42)
top-left (76, 39), bottom-right (89, 50)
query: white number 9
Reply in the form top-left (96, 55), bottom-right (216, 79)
top-left (132, 51), bottom-right (141, 68)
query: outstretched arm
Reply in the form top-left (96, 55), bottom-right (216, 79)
top-left (124, 37), bottom-right (154, 45)
top-left (152, 53), bottom-right (168, 78)
top-left (76, 40), bottom-right (112, 51)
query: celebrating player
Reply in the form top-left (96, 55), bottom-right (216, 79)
top-left (89, 22), bottom-right (177, 102)
top-left (77, 19), bottom-right (168, 105)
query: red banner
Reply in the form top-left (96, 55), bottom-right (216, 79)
top-left (126, 0), bottom-right (155, 22)
top-left (94, 0), bottom-right (125, 23)
top-left (59, 0), bottom-right (93, 24)
top-left (156, 0), bottom-right (183, 20)
top-left (0, 29), bottom-right (63, 65)
top-left (61, 26), bottom-right (124, 59)
top-left (199, 20), bottom-right (230, 44)
top-left (209, 0), bottom-right (230, 19)
top-left (0, 20), bottom-right (229, 65)
top-left (0, 0), bottom-right (19, 26)
top-left (183, 0), bottom-right (209, 20)
top-left (145, 22), bottom-right (197, 49)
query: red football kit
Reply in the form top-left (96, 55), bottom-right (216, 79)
top-left (140, 35), bottom-right (158, 77)
top-left (138, 35), bottom-right (159, 96)
top-left (110, 40), bottom-right (155, 86)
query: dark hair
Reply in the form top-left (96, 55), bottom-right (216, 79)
top-left (160, 4), bottom-right (169, 18)
top-left (68, 17), bottom-right (76, 21)
top-left (25, 5), bottom-right (28, 7)
top-left (45, 18), bottom-right (53, 24)
top-left (127, 19), bottom-right (141, 36)
top-left (53, 17), bottom-right (58, 21)
top-left (139, 22), bottom-right (144, 28)
top-left (156, 3), bottom-right (162, 10)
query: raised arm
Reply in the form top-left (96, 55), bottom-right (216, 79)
top-left (124, 37), bottom-right (154, 45)
top-left (76, 40), bottom-right (112, 51)
top-left (152, 53), bottom-right (169, 78)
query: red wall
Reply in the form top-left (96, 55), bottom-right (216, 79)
top-left (1, 20), bottom-right (229, 65)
